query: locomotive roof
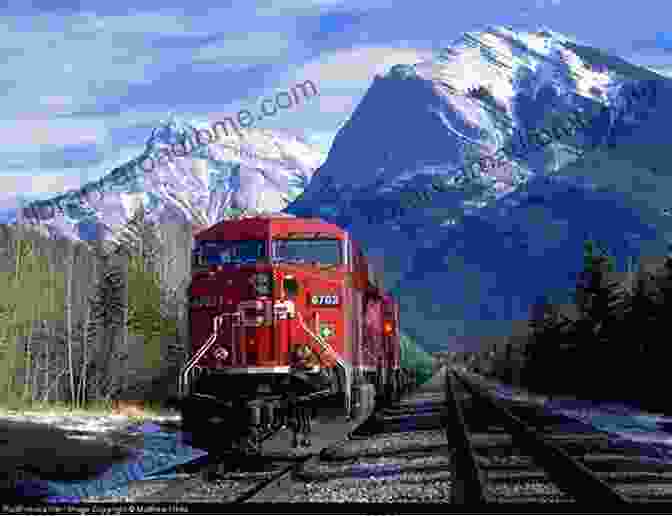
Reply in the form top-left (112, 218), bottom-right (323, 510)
top-left (194, 213), bottom-right (347, 241)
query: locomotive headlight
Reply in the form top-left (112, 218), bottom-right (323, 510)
top-left (239, 298), bottom-right (271, 326)
top-left (383, 321), bottom-right (394, 336)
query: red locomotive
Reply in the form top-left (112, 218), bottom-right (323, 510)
top-left (178, 213), bottom-right (412, 451)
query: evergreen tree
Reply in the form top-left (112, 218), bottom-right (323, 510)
top-left (111, 205), bottom-right (182, 401)
top-left (619, 263), bottom-right (658, 403)
top-left (623, 266), bottom-right (658, 355)
top-left (524, 295), bottom-right (572, 393)
top-left (87, 255), bottom-right (125, 401)
top-left (645, 245), bottom-right (672, 401)
top-left (654, 245), bottom-right (672, 316)
top-left (570, 239), bottom-right (627, 398)
top-left (119, 208), bottom-right (177, 363)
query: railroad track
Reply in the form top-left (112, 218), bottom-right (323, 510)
top-left (241, 370), bottom-right (455, 504)
top-left (236, 367), bottom-right (672, 505)
top-left (448, 369), bottom-right (672, 505)
top-left (76, 367), bottom-right (672, 506)
top-left (86, 373), bottom-right (446, 505)
top-left (71, 420), bottom-right (291, 504)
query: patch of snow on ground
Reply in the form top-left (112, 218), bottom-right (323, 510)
top-left (0, 409), bottom-right (181, 435)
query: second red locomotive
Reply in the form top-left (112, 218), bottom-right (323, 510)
top-left (178, 213), bottom-right (412, 451)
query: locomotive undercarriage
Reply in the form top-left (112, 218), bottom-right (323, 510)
top-left (180, 369), bottom-right (343, 454)
top-left (180, 369), bottom-right (412, 454)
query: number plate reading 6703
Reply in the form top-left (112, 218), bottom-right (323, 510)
top-left (310, 294), bottom-right (340, 306)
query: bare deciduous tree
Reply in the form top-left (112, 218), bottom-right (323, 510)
top-left (65, 246), bottom-right (75, 406)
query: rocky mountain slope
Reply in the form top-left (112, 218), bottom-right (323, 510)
top-left (2, 117), bottom-right (326, 251)
top-left (4, 25), bottom-right (671, 353)
top-left (286, 25), bottom-right (672, 351)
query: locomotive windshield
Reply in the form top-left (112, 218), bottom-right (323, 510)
top-left (272, 238), bottom-right (342, 265)
top-left (193, 239), bottom-right (268, 266)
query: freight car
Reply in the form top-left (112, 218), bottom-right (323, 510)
top-left (178, 213), bottom-right (414, 452)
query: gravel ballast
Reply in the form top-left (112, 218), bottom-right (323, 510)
top-left (326, 429), bottom-right (448, 459)
top-left (300, 451), bottom-right (452, 479)
top-left (256, 470), bottom-right (454, 503)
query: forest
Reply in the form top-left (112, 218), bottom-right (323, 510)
top-left (0, 207), bottom-right (192, 413)
top-left (484, 239), bottom-right (672, 414)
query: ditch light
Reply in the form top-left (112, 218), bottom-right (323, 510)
top-left (213, 346), bottom-right (229, 361)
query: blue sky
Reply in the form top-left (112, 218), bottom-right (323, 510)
top-left (0, 0), bottom-right (671, 211)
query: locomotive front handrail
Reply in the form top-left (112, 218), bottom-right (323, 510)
top-left (296, 309), bottom-right (352, 417)
top-left (296, 309), bottom-right (340, 367)
top-left (179, 311), bottom-right (238, 398)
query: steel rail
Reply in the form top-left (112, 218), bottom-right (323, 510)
top-left (444, 367), bottom-right (488, 504)
top-left (453, 369), bottom-right (631, 505)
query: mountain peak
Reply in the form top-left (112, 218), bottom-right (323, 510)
top-left (286, 26), bottom-right (671, 351)
top-left (6, 115), bottom-right (326, 248)
top-left (297, 25), bottom-right (656, 206)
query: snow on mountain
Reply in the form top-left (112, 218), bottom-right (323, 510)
top-left (5, 25), bottom-right (670, 352)
top-left (4, 115), bottom-right (326, 250)
top-left (298, 25), bottom-right (661, 208)
top-left (287, 25), bottom-right (672, 352)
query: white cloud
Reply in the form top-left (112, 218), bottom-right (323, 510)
top-left (286, 46), bottom-right (434, 87)
top-left (0, 140), bottom-right (149, 211)
top-left (266, 45), bottom-right (434, 129)
top-left (309, 94), bottom-right (358, 114)
top-left (0, 173), bottom-right (82, 205)
top-left (193, 31), bottom-right (293, 63)
top-left (66, 10), bottom-right (212, 36)
top-left (253, 0), bottom-right (390, 16)
top-left (0, 7), bottom-right (319, 123)
top-left (0, 118), bottom-right (108, 148)
top-left (38, 95), bottom-right (77, 109)
top-left (301, 130), bottom-right (338, 154)
top-left (180, 45), bottom-right (434, 155)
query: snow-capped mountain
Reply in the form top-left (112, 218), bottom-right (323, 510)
top-left (4, 116), bottom-right (326, 249)
top-left (297, 26), bottom-right (662, 208)
top-left (287, 25), bottom-right (672, 351)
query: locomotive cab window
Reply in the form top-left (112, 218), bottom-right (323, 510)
top-left (272, 238), bottom-right (342, 265)
top-left (193, 240), bottom-right (268, 267)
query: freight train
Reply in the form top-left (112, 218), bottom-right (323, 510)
top-left (178, 213), bottom-right (417, 452)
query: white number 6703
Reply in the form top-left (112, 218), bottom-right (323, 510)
top-left (312, 295), bottom-right (338, 305)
